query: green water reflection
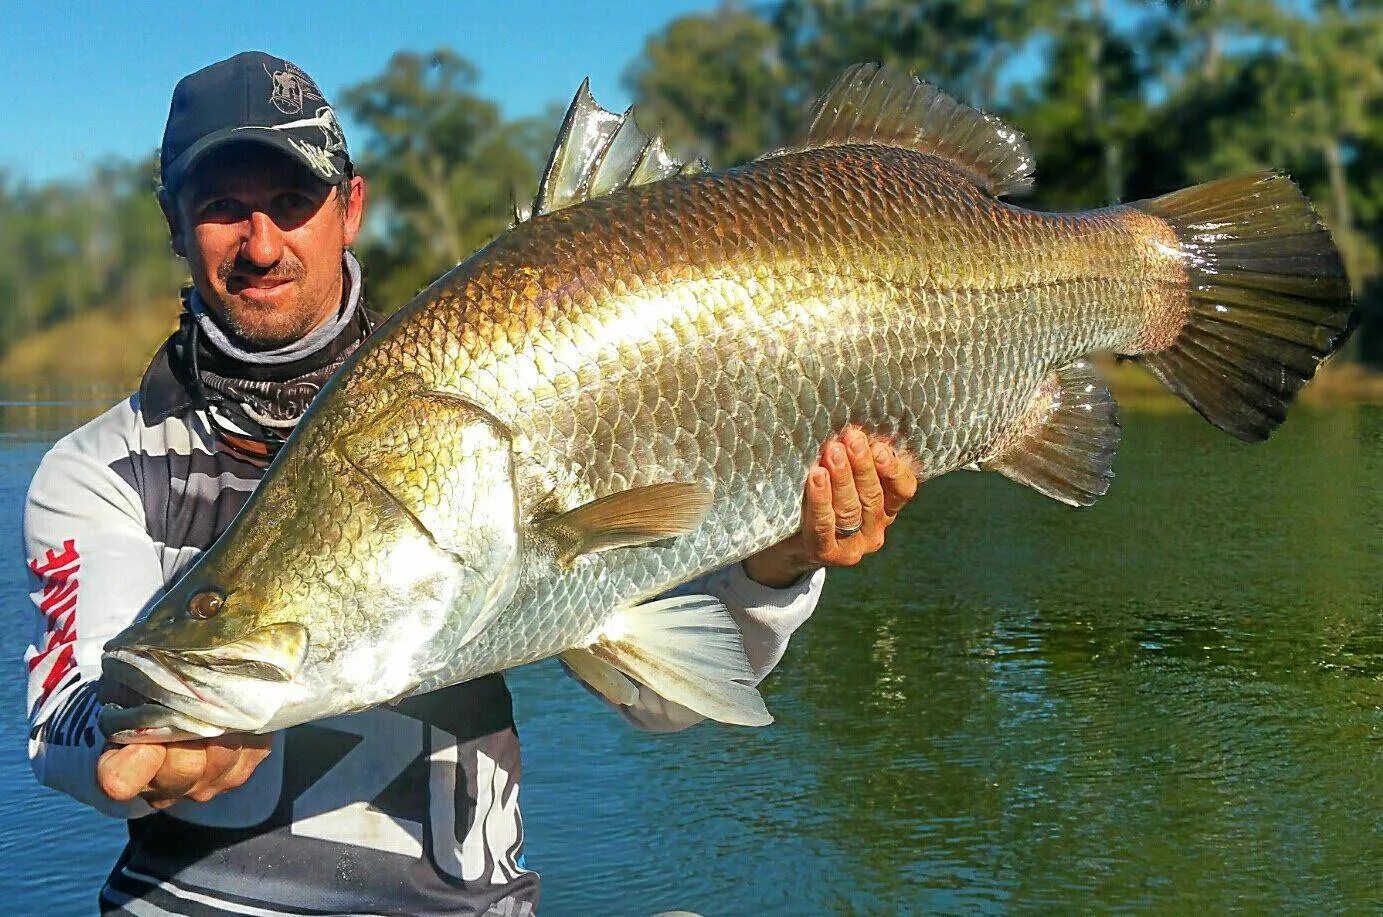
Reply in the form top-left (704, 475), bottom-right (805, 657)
top-left (786, 406), bottom-right (1376, 911)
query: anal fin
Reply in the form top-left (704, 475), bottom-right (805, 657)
top-left (981, 360), bottom-right (1120, 507)
top-left (583, 594), bottom-right (772, 727)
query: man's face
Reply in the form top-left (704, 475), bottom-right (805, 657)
top-left (166, 144), bottom-right (365, 349)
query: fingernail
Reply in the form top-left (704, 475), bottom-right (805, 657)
top-left (828, 443), bottom-right (846, 466)
top-left (847, 431), bottom-right (867, 456)
top-left (810, 467), bottom-right (828, 489)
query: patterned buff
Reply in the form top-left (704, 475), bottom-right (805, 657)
top-left (182, 252), bottom-right (371, 464)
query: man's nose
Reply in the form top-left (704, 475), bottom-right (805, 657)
top-left (241, 210), bottom-right (283, 267)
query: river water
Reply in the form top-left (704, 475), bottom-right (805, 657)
top-left (1, 385), bottom-right (1378, 914)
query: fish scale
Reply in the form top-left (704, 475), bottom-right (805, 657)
top-left (99, 64), bottom-right (1352, 742)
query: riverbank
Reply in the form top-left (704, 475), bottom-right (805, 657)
top-left (0, 305), bottom-right (179, 389)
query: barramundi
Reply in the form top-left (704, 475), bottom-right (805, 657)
top-left (100, 64), bottom-right (1355, 742)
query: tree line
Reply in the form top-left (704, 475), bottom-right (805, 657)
top-left (2, 1), bottom-right (1378, 365)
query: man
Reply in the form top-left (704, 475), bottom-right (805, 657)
top-left (24, 53), bottom-right (917, 915)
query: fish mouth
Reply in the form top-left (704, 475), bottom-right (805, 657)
top-left (101, 622), bottom-right (309, 737)
top-left (98, 701), bottom-right (230, 745)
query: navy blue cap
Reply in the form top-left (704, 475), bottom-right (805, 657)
top-left (161, 51), bottom-right (351, 194)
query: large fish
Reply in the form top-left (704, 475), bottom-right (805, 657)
top-left (100, 64), bottom-right (1354, 742)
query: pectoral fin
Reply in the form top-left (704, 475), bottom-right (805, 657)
top-left (583, 594), bottom-right (772, 727)
top-left (537, 481), bottom-right (713, 565)
top-left (981, 360), bottom-right (1120, 506)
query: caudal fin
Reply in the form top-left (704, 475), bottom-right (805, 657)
top-left (1130, 172), bottom-right (1355, 441)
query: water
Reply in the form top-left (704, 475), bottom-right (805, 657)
top-left (1, 387), bottom-right (1378, 914)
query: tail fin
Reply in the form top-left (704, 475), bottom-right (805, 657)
top-left (1130, 172), bottom-right (1355, 441)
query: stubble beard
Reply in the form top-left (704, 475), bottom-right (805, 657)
top-left (206, 254), bottom-right (338, 350)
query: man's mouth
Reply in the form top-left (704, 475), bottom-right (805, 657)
top-left (228, 275), bottom-right (295, 300)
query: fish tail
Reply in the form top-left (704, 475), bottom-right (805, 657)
top-left (1127, 172), bottom-right (1355, 441)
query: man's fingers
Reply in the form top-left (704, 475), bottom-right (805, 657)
top-left (219, 742), bottom-right (272, 794)
top-left (204, 736), bottom-right (273, 799)
top-left (97, 734), bottom-right (274, 808)
top-left (874, 441), bottom-right (919, 518)
top-left (801, 466), bottom-right (837, 559)
top-left (845, 429), bottom-right (885, 541)
top-left (185, 742), bottom-right (240, 802)
top-left (97, 744), bottom-right (167, 802)
top-left (142, 744), bottom-right (205, 803)
top-left (824, 438), bottom-right (863, 532)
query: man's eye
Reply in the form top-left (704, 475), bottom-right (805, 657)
top-left (276, 192), bottom-right (314, 212)
top-left (199, 198), bottom-right (239, 218)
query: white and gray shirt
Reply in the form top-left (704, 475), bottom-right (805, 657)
top-left (23, 257), bottom-right (823, 916)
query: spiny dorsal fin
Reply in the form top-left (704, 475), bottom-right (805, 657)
top-left (521, 80), bottom-right (706, 223)
top-left (765, 62), bottom-right (1035, 197)
top-left (981, 360), bottom-right (1120, 506)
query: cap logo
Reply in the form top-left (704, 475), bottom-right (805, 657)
top-left (264, 61), bottom-right (324, 115)
top-left (236, 105), bottom-right (347, 179)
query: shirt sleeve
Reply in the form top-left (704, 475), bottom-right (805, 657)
top-left (24, 445), bottom-right (163, 819)
top-left (569, 563), bottom-right (825, 733)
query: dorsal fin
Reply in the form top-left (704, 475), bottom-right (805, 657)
top-left (518, 80), bottom-right (707, 223)
top-left (765, 62), bottom-right (1035, 197)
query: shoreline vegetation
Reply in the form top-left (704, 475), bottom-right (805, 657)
top-left (1, 303), bottom-right (1378, 408)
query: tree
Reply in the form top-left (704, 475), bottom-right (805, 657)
top-left (0, 158), bottom-right (183, 350)
top-left (627, 1), bottom-right (1062, 167)
top-left (626, 5), bottom-right (794, 166)
top-left (343, 49), bottom-right (549, 310)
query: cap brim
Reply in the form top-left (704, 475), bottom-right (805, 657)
top-left (163, 127), bottom-right (346, 193)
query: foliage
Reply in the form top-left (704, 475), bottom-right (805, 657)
top-left (342, 49), bottom-right (551, 311)
top-left (0, 4), bottom-right (1379, 370)
top-left (0, 158), bottom-right (184, 350)
top-left (627, 8), bottom-right (794, 165)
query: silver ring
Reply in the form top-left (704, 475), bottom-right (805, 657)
top-left (834, 522), bottom-right (863, 538)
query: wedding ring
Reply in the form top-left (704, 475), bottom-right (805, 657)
top-left (834, 522), bottom-right (862, 538)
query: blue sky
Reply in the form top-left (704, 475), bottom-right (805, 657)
top-left (0, 0), bottom-right (713, 184)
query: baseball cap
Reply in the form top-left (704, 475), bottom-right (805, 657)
top-left (161, 51), bottom-right (351, 195)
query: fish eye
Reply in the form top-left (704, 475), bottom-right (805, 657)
top-left (188, 590), bottom-right (226, 620)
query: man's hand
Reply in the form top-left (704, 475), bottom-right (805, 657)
top-left (743, 427), bottom-right (919, 588)
top-left (95, 679), bottom-right (273, 809)
top-left (97, 734), bottom-right (271, 809)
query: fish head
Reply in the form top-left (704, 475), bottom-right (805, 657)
top-left (100, 384), bottom-right (524, 741)
top-left (100, 576), bottom-right (308, 740)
